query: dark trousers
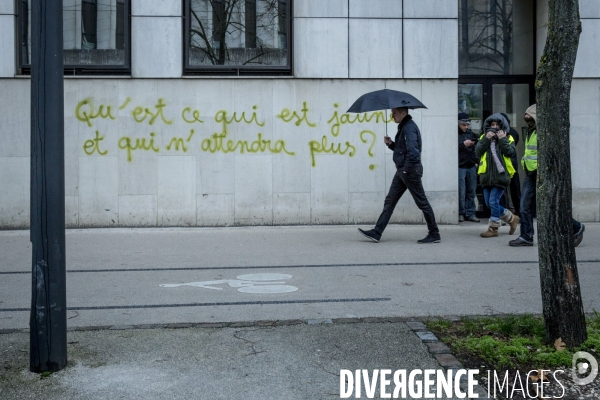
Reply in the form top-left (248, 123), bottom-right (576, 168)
top-left (374, 166), bottom-right (439, 236)
top-left (520, 171), bottom-right (582, 241)
top-left (458, 166), bottom-right (477, 218)
top-left (509, 173), bottom-right (521, 215)
top-left (520, 172), bottom-right (536, 241)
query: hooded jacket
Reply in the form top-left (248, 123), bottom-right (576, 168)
top-left (523, 104), bottom-right (538, 174)
top-left (475, 113), bottom-right (516, 188)
top-left (458, 126), bottom-right (479, 168)
top-left (525, 104), bottom-right (537, 124)
top-left (387, 114), bottom-right (421, 171)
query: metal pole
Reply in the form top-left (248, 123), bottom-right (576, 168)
top-left (30, 0), bottom-right (67, 373)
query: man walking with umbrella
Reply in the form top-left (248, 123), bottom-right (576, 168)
top-left (357, 107), bottom-right (441, 243)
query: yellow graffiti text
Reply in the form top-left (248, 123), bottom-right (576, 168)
top-left (166, 138), bottom-right (188, 153)
top-left (75, 99), bottom-right (116, 128)
top-left (119, 97), bottom-right (131, 110)
top-left (182, 107), bottom-right (204, 124)
top-left (327, 103), bottom-right (392, 137)
top-left (166, 129), bottom-right (195, 153)
top-left (83, 130), bottom-right (109, 155)
top-left (132, 98), bottom-right (173, 126)
top-left (360, 130), bottom-right (377, 157)
top-left (118, 132), bottom-right (160, 162)
top-left (201, 132), bottom-right (294, 155)
top-left (214, 106), bottom-right (265, 135)
top-left (276, 102), bottom-right (317, 127)
top-left (308, 135), bottom-right (356, 167)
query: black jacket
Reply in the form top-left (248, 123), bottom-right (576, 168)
top-left (458, 127), bottom-right (478, 168)
top-left (508, 128), bottom-right (519, 146)
top-left (387, 115), bottom-right (421, 171)
top-left (507, 127), bottom-right (519, 173)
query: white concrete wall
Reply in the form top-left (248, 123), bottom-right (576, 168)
top-left (0, 0), bottom-right (462, 228)
top-left (294, 0), bottom-right (458, 80)
top-left (131, 1), bottom-right (182, 77)
top-left (0, 78), bottom-right (457, 228)
top-left (2, 1), bottom-right (598, 226)
top-left (570, 79), bottom-right (600, 221)
top-left (572, 1), bottom-right (600, 221)
top-left (537, 0), bottom-right (600, 77)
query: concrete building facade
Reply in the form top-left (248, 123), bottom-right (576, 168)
top-left (0, 0), bottom-right (598, 228)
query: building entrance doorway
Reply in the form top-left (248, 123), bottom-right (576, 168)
top-left (458, 78), bottom-right (534, 217)
top-left (457, 0), bottom-right (536, 217)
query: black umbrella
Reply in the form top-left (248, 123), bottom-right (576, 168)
top-left (347, 89), bottom-right (427, 113)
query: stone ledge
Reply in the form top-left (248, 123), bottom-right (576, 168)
top-left (435, 353), bottom-right (463, 368)
top-left (415, 331), bottom-right (438, 342)
top-left (426, 341), bottom-right (451, 354)
top-left (406, 321), bottom-right (427, 331)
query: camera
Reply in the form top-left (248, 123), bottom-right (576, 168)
top-left (487, 127), bottom-right (500, 137)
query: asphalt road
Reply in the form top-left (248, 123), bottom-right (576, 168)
top-left (1, 223), bottom-right (599, 330)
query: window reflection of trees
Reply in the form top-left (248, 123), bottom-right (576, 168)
top-left (459, 0), bottom-right (534, 115)
top-left (21, 0), bottom-right (127, 67)
top-left (189, 0), bottom-right (288, 67)
top-left (460, 0), bottom-right (512, 75)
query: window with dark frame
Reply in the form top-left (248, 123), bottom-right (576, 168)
top-left (277, 0), bottom-right (287, 49)
top-left (458, 0), bottom-right (534, 76)
top-left (245, 0), bottom-right (257, 49)
top-left (212, 0), bottom-right (226, 44)
top-left (186, 0), bottom-right (291, 74)
top-left (18, 0), bottom-right (130, 74)
top-left (116, 1), bottom-right (125, 50)
top-left (82, 0), bottom-right (98, 50)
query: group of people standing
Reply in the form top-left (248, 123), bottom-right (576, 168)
top-left (357, 104), bottom-right (585, 248)
top-left (457, 105), bottom-right (584, 247)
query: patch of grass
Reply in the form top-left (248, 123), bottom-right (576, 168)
top-left (426, 313), bottom-right (600, 371)
top-left (426, 319), bottom-right (453, 334)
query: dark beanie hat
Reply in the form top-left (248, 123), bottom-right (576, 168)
top-left (500, 112), bottom-right (511, 124)
top-left (458, 112), bottom-right (470, 122)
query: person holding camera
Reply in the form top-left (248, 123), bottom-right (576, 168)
top-left (475, 114), bottom-right (520, 238)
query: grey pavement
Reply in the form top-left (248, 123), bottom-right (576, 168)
top-left (2, 322), bottom-right (466, 400)
top-left (1, 223), bottom-right (599, 399)
top-left (2, 223), bottom-right (599, 329)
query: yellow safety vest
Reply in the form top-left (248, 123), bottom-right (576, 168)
top-left (477, 135), bottom-right (516, 178)
top-left (521, 130), bottom-right (537, 172)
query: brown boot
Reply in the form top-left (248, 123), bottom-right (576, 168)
top-left (501, 210), bottom-right (520, 235)
top-left (481, 220), bottom-right (501, 238)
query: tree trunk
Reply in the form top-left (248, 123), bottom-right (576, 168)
top-left (535, 0), bottom-right (586, 348)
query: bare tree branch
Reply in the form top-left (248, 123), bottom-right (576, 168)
top-left (189, 0), bottom-right (287, 66)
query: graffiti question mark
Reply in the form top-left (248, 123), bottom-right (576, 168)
top-left (360, 130), bottom-right (377, 170)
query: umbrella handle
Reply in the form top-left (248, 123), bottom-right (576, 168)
top-left (385, 109), bottom-right (390, 141)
